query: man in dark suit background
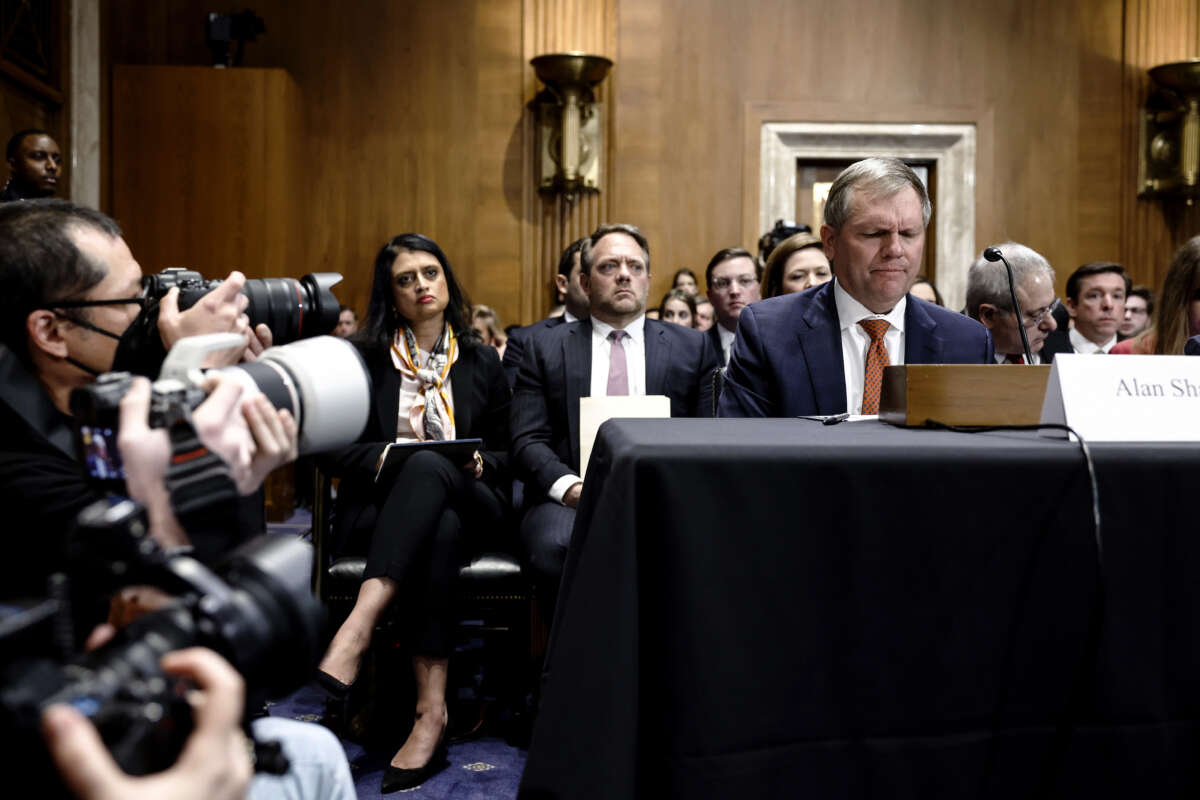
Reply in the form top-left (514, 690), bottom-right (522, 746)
top-left (511, 223), bottom-right (719, 586)
top-left (719, 157), bottom-right (993, 417)
top-left (502, 237), bottom-right (588, 388)
top-left (704, 246), bottom-right (761, 365)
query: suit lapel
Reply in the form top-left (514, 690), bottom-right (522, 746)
top-left (564, 320), bottom-right (592, 469)
top-left (644, 320), bottom-right (670, 394)
top-left (376, 356), bottom-right (402, 439)
top-left (903, 298), bottom-right (942, 364)
top-left (797, 283), bottom-right (847, 413)
top-left (450, 347), bottom-right (474, 435)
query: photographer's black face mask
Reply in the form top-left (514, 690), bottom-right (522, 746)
top-left (41, 296), bottom-right (147, 377)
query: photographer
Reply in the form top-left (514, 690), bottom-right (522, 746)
top-left (41, 647), bottom-right (254, 800)
top-left (0, 200), bottom-right (274, 596)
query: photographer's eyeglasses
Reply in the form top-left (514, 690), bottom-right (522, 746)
top-left (39, 289), bottom-right (148, 312)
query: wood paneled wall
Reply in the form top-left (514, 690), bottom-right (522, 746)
top-left (105, 0), bottom-right (1199, 324)
top-left (1120, 0), bottom-right (1200, 292)
top-left (520, 0), bottom-right (615, 322)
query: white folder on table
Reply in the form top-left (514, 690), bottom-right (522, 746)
top-left (579, 395), bottom-right (670, 479)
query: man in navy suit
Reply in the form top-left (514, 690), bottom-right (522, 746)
top-left (502, 238), bottom-right (588, 388)
top-left (511, 223), bottom-right (719, 584)
top-left (719, 157), bottom-right (993, 417)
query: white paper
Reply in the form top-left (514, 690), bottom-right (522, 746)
top-left (1039, 353), bottom-right (1200, 441)
top-left (579, 395), bottom-right (671, 479)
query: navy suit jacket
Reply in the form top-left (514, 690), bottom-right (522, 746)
top-left (511, 317), bottom-right (720, 498)
top-left (1038, 329), bottom-right (1074, 364)
top-left (718, 281), bottom-right (994, 417)
top-left (503, 315), bottom-right (567, 389)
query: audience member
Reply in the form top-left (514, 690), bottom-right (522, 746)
top-left (719, 157), bottom-right (993, 417)
top-left (760, 231), bottom-right (831, 298)
top-left (910, 276), bottom-right (944, 306)
top-left (757, 219), bottom-right (811, 266)
top-left (315, 233), bottom-right (510, 793)
top-left (472, 303), bottom-right (508, 359)
top-left (1119, 285), bottom-right (1154, 340)
top-left (646, 308), bottom-right (660, 320)
top-left (1040, 261), bottom-right (1129, 360)
top-left (1113, 236), bottom-right (1200, 355)
top-left (2, 129), bottom-right (61, 201)
top-left (659, 287), bottom-right (696, 327)
top-left (965, 242), bottom-right (1058, 364)
top-left (502, 238), bottom-right (588, 388)
top-left (672, 267), bottom-right (699, 296)
top-left (334, 305), bottom-right (358, 338)
top-left (511, 223), bottom-right (719, 590)
top-left (705, 247), bottom-right (762, 364)
top-left (694, 295), bottom-right (715, 331)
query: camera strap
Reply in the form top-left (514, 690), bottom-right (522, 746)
top-left (165, 420), bottom-right (239, 524)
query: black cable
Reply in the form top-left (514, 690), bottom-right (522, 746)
top-left (924, 419), bottom-right (1104, 797)
top-left (922, 420), bottom-right (1102, 573)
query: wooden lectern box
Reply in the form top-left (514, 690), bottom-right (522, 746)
top-left (879, 364), bottom-right (1051, 427)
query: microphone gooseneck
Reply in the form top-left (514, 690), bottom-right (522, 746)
top-left (983, 247), bottom-right (1034, 364)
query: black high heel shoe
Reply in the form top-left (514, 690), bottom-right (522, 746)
top-left (381, 729), bottom-right (450, 793)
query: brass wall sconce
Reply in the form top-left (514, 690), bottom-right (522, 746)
top-left (1139, 59), bottom-right (1200, 204)
top-left (530, 52), bottom-right (613, 196)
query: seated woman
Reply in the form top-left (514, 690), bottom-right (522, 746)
top-left (471, 303), bottom-right (508, 360)
top-left (672, 267), bottom-right (699, 296)
top-left (760, 231), bottom-right (832, 298)
top-left (1113, 235), bottom-right (1200, 354)
top-left (910, 276), bottom-right (944, 306)
top-left (316, 233), bottom-right (510, 793)
top-left (659, 287), bottom-right (697, 328)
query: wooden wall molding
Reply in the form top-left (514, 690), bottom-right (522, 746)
top-left (519, 0), bottom-right (616, 323)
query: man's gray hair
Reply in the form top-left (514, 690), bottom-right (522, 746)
top-left (965, 242), bottom-right (1056, 320)
top-left (823, 157), bottom-right (932, 231)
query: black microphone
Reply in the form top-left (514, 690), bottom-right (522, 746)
top-left (983, 246), bottom-right (1034, 365)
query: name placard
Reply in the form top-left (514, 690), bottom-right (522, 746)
top-left (1040, 354), bottom-right (1200, 440)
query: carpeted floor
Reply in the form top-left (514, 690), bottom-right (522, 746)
top-left (265, 509), bottom-right (529, 798)
top-left (267, 683), bottom-right (527, 799)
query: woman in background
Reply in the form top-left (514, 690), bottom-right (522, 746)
top-left (672, 267), bottom-right (699, 296)
top-left (1113, 235), bottom-right (1200, 355)
top-left (472, 304), bottom-right (507, 360)
top-left (659, 288), bottom-right (696, 328)
top-left (910, 276), bottom-right (944, 306)
top-left (317, 233), bottom-right (511, 793)
top-left (760, 232), bottom-right (832, 298)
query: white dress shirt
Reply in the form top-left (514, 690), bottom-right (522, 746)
top-left (717, 324), bottom-right (736, 365)
top-left (833, 279), bottom-right (906, 415)
top-left (1069, 327), bottom-right (1117, 354)
top-left (549, 314), bottom-right (647, 504)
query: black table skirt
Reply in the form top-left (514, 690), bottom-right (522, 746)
top-left (519, 419), bottom-right (1200, 799)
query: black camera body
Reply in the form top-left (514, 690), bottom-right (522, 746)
top-left (0, 498), bottom-right (323, 788)
top-left (144, 267), bottom-right (344, 345)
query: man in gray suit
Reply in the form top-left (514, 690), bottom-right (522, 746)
top-left (511, 223), bottom-right (719, 585)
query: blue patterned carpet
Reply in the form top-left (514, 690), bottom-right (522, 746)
top-left (266, 683), bottom-right (527, 799)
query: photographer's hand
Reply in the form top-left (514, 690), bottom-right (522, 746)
top-left (193, 374), bottom-right (297, 494)
top-left (117, 377), bottom-right (189, 549)
top-left (41, 647), bottom-right (253, 800)
top-left (157, 271), bottom-right (252, 366)
top-left (243, 322), bottom-right (273, 362)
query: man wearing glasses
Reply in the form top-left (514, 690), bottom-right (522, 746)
top-left (965, 242), bottom-right (1059, 364)
top-left (719, 157), bottom-right (993, 418)
top-left (704, 247), bottom-right (761, 365)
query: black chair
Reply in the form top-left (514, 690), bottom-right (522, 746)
top-left (310, 466), bottom-right (542, 743)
